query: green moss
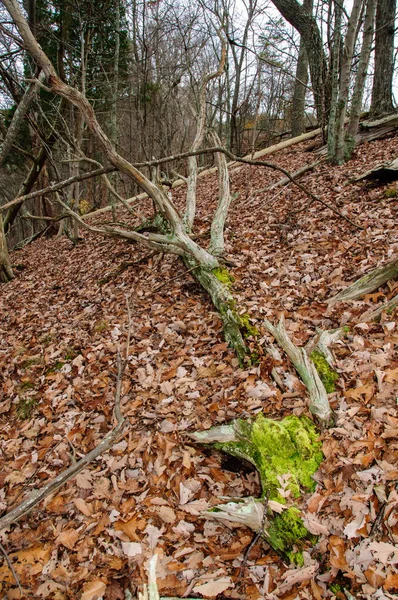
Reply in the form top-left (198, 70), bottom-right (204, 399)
top-left (20, 381), bottom-right (35, 390)
top-left (310, 350), bottom-right (339, 393)
top-left (64, 347), bottom-right (77, 360)
top-left (17, 397), bottom-right (38, 419)
top-left (384, 187), bottom-right (397, 198)
top-left (266, 507), bottom-right (313, 561)
top-left (212, 266), bottom-right (235, 287)
top-left (45, 361), bottom-right (65, 375)
top-left (237, 313), bottom-right (260, 338)
top-left (23, 356), bottom-right (42, 369)
top-left (217, 414), bottom-right (323, 502)
top-left (94, 320), bottom-right (109, 333)
top-left (204, 414), bottom-right (323, 562)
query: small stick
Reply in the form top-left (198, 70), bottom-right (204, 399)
top-left (0, 541), bottom-right (23, 597)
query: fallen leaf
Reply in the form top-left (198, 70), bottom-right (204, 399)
top-left (56, 528), bottom-right (79, 550)
top-left (80, 579), bottom-right (107, 600)
top-left (193, 577), bottom-right (233, 597)
top-left (121, 542), bottom-right (142, 557)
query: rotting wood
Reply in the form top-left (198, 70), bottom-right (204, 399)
top-left (353, 157), bottom-right (398, 183)
top-left (305, 327), bottom-right (346, 365)
top-left (359, 294), bottom-right (398, 322)
top-left (263, 316), bottom-right (333, 426)
top-left (315, 113), bottom-right (398, 156)
top-left (328, 257), bottom-right (398, 304)
top-left (360, 113), bottom-right (398, 129)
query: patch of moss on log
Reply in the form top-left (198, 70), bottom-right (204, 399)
top-left (197, 414), bottom-right (323, 562)
top-left (310, 350), bottom-right (339, 393)
top-left (212, 266), bottom-right (235, 287)
top-left (237, 312), bottom-right (260, 338)
top-left (215, 414), bottom-right (323, 502)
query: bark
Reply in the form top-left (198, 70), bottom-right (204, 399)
top-left (0, 213), bottom-right (13, 283)
top-left (291, 0), bottom-right (313, 137)
top-left (370, 0), bottom-right (396, 118)
top-left (327, 1), bottom-right (342, 159)
top-left (263, 316), bottom-right (333, 426)
top-left (184, 256), bottom-right (248, 365)
top-left (345, 0), bottom-right (376, 160)
top-left (333, 0), bottom-right (363, 164)
top-left (0, 72), bottom-right (44, 166)
top-left (329, 258), bottom-right (398, 304)
top-left (354, 156), bottom-right (398, 182)
top-left (209, 132), bottom-right (231, 256)
top-left (270, 0), bottom-right (330, 127)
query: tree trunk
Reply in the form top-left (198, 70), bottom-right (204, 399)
top-left (271, 0), bottom-right (330, 128)
top-left (209, 132), bottom-right (231, 257)
top-left (370, 0), bottom-right (396, 118)
top-left (345, 0), bottom-right (376, 159)
top-left (0, 213), bottom-right (13, 283)
top-left (290, 0), bottom-right (313, 137)
top-left (327, 1), bottom-right (342, 159)
top-left (333, 0), bottom-right (363, 164)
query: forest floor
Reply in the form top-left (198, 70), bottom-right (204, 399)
top-left (0, 131), bottom-right (397, 600)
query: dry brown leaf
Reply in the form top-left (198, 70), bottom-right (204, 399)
top-left (156, 505), bottom-right (177, 523)
top-left (56, 528), bottom-right (80, 550)
top-left (80, 579), bottom-right (107, 600)
top-left (193, 577), bottom-right (233, 597)
top-left (73, 497), bottom-right (93, 516)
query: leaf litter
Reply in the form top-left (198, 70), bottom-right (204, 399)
top-left (0, 132), bottom-right (397, 599)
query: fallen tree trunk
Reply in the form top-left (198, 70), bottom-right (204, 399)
top-left (190, 413), bottom-right (324, 563)
top-left (328, 257), bottom-right (398, 304)
top-left (315, 113), bottom-right (398, 156)
top-left (359, 294), bottom-right (398, 322)
top-left (353, 157), bottom-right (398, 183)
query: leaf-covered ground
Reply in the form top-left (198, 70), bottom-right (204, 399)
top-left (0, 133), bottom-right (397, 600)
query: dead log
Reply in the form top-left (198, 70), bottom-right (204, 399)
top-left (328, 257), bottom-right (398, 304)
top-left (353, 157), bottom-right (398, 183)
top-left (359, 294), bottom-right (398, 322)
top-left (263, 316), bottom-right (333, 426)
top-left (315, 112), bottom-right (398, 156)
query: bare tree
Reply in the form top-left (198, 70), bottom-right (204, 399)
top-left (2, 0), bottom-right (251, 362)
top-left (290, 0), bottom-right (313, 137)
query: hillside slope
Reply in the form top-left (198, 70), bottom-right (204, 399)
top-left (0, 133), bottom-right (397, 599)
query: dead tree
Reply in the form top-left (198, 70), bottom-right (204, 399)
top-left (2, 0), bottom-right (251, 362)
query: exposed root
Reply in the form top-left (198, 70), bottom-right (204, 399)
top-left (263, 316), bottom-right (333, 427)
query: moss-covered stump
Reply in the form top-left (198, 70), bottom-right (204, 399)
top-left (190, 414), bottom-right (323, 563)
